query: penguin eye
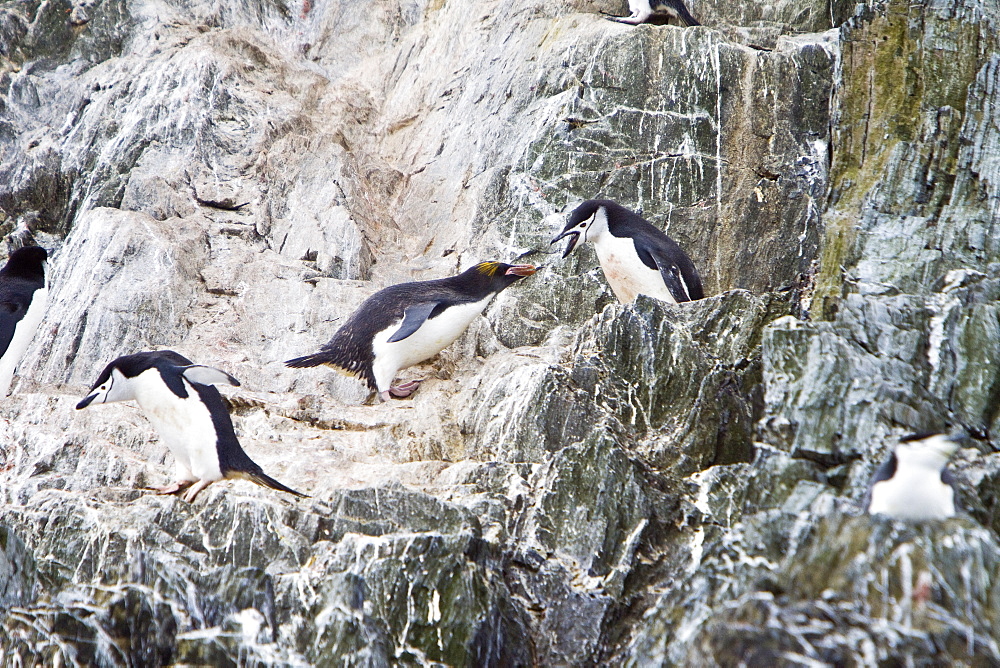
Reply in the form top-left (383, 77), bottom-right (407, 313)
top-left (577, 222), bottom-right (586, 227)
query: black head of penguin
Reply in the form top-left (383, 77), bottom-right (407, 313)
top-left (454, 261), bottom-right (537, 295)
top-left (1, 246), bottom-right (47, 282)
top-left (551, 200), bottom-right (606, 258)
top-left (75, 350), bottom-right (240, 409)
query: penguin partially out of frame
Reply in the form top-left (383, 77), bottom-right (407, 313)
top-left (603, 0), bottom-right (700, 27)
top-left (0, 246), bottom-right (48, 395)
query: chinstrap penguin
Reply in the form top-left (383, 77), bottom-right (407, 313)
top-left (604, 0), bottom-right (700, 26)
top-left (551, 199), bottom-right (703, 304)
top-left (77, 350), bottom-right (307, 502)
top-left (864, 433), bottom-right (961, 521)
top-left (285, 261), bottom-right (537, 402)
top-left (0, 246), bottom-right (48, 395)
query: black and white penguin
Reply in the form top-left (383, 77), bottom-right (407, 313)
top-left (604, 0), bottom-right (700, 26)
top-left (864, 433), bottom-right (960, 521)
top-left (551, 199), bottom-right (704, 304)
top-left (76, 350), bottom-right (307, 502)
top-left (285, 261), bottom-right (537, 402)
top-left (0, 246), bottom-right (48, 395)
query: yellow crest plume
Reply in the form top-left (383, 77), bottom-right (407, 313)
top-left (474, 261), bottom-right (502, 276)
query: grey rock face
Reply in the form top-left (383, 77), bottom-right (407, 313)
top-left (1, 0), bottom-right (1000, 665)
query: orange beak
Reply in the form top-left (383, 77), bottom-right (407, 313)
top-left (505, 264), bottom-right (537, 277)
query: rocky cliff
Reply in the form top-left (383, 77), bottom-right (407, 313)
top-left (1, 0), bottom-right (999, 664)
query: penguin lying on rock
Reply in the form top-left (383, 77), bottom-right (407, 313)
top-left (552, 199), bottom-right (703, 304)
top-left (0, 246), bottom-right (48, 395)
top-left (604, 0), bottom-right (700, 27)
top-left (77, 350), bottom-right (307, 502)
top-left (865, 433), bottom-right (961, 521)
top-left (286, 261), bottom-right (537, 402)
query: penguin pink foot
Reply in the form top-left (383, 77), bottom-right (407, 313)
top-left (150, 480), bottom-right (214, 503)
top-left (149, 481), bottom-right (194, 495)
top-left (389, 379), bottom-right (423, 398)
top-left (378, 380), bottom-right (423, 402)
top-left (181, 479), bottom-right (215, 503)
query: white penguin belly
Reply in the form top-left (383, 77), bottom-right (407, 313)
top-left (370, 298), bottom-right (492, 391)
top-left (132, 372), bottom-right (223, 482)
top-left (629, 0), bottom-right (653, 18)
top-left (868, 471), bottom-right (955, 521)
top-left (594, 236), bottom-right (677, 304)
top-left (0, 286), bottom-right (47, 395)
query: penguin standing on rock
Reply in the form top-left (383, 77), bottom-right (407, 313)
top-left (77, 350), bottom-right (307, 502)
top-left (604, 0), bottom-right (701, 27)
top-left (551, 199), bottom-right (704, 304)
top-left (286, 261), bottom-right (537, 402)
top-left (0, 246), bottom-right (48, 395)
top-left (864, 433), bottom-right (961, 521)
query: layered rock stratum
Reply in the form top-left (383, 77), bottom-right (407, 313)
top-left (2, 0), bottom-right (999, 664)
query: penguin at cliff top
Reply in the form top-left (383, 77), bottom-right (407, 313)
top-left (604, 0), bottom-right (700, 26)
top-left (0, 246), bottom-right (48, 396)
top-left (286, 261), bottom-right (537, 402)
top-left (864, 433), bottom-right (961, 521)
top-left (77, 350), bottom-right (307, 502)
top-left (551, 199), bottom-right (704, 304)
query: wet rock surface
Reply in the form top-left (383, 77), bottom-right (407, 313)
top-left (1, 0), bottom-right (999, 664)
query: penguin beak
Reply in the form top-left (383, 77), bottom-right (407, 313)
top-left (505, 264), bottom-right (537, 277)
top-left (550, 229), bottom-right (580, 258)
top-left (76, 393), bottom-right (97, 409)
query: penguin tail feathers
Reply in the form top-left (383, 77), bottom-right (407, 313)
top-left (285, 352), bottom-right (334, 368)
top-left (241, 471), bottom-right (310, 498)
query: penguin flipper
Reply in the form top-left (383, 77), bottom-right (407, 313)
top-left (602, 13), bottom-right (643, 24)
top-left (635, 240), bottom-right (704, 302)
top-left (657, 262), bottom-right (698, 303)
top-left (861, 455), bottom-right (898, 512)
top-left (387, 301), bottom-right (440, 343)
top-left (181, 365), bottom-right (241, 387)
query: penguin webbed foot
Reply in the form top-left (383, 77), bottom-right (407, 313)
top-left (149, 481), bottom-right (194, 496)
top-left (376, 379), bottom-right (424, 402)
top-left (148, 479), bottom-right (213, 502)
top-left (600, 10), bottom-right (642, 24)
top-left (389, 379), bottom-right (423, 398)
top-left (604, 14), bottom-right (642, 26)
top-left (181, 480), bottom-right (214, 503)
